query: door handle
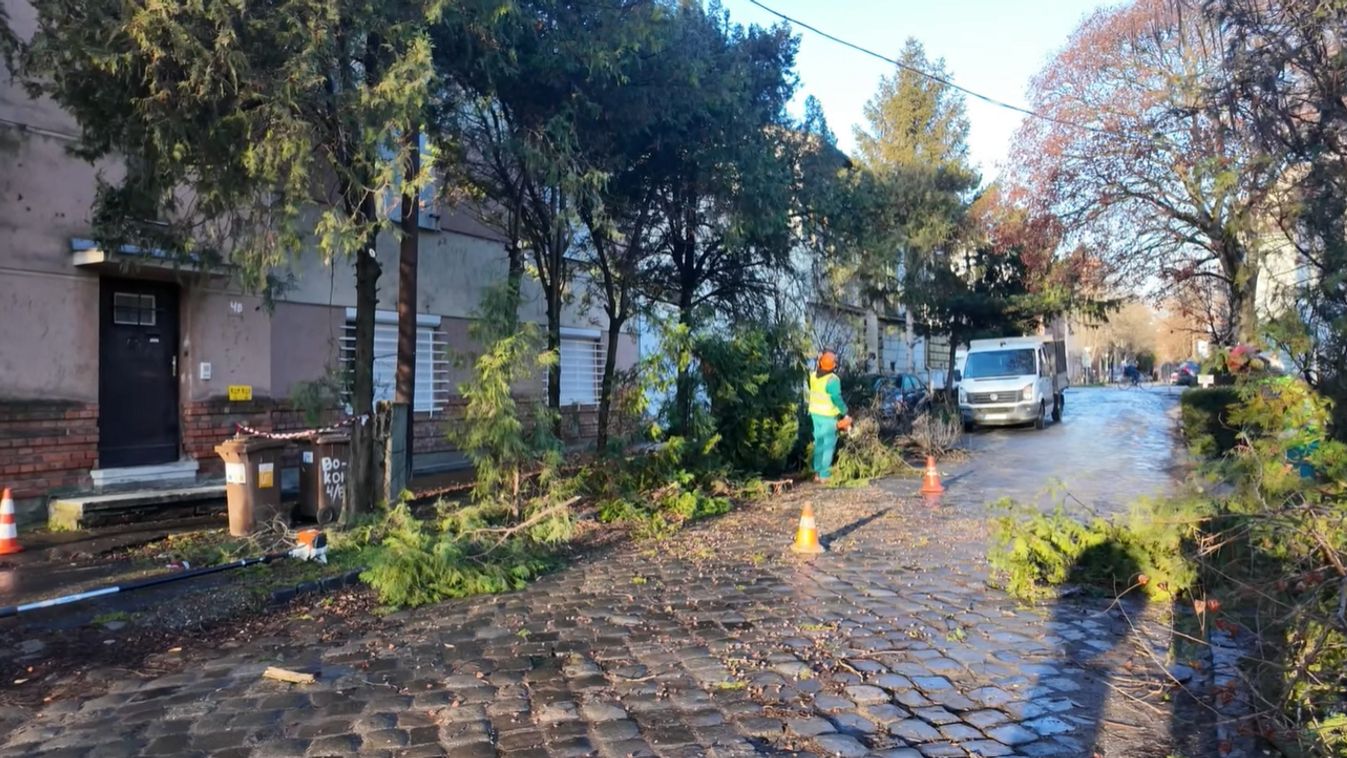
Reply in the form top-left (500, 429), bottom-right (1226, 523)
top-left (171, 355), bottom-right (178, 378)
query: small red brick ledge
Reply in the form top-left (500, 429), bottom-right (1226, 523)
top-left (0, 395), bottom-right (603, 506)
top-left (0, 399), bottom-right (99, 501)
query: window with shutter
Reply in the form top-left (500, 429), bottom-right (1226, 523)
top-left (340, 312), bottom-right (449, 414)
top-left (557, 336), bottom-right (603, 405)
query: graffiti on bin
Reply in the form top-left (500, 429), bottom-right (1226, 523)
top-left (322, 456), bottom-right (347, 505)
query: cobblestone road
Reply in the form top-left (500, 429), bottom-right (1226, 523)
top-left (3, 389), bottom-right (1204, 757)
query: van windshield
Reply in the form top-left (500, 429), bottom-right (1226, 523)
top-left (963, 349), bottom-right (1036, 379)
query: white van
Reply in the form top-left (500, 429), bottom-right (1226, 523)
top-left (957, 336), bottom-right (1068, 430)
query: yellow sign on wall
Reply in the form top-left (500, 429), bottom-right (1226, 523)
top-left (227, 385), bottom-right (253, 402)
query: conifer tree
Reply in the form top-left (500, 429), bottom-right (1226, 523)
top-left (23, 0), bottom-right (443, 518)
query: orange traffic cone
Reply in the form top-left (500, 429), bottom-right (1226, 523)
top-left (791, 501), bottom-right (824, 554)
top-left (919, 456), bottom-right (944, 495)
top-left (0, 488), bottom-right (22, 555)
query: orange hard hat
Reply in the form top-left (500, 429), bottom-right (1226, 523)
top-left (818, 351), bottom-right (837, 373)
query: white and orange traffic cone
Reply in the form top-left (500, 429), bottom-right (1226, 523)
top-left (0, 489), bottom-right (22, 555)
top-left (919, 456), bottom-right (944, 496)
top-left (791, 501), bottom-right (824, 554)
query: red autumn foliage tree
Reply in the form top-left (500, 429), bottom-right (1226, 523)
top-left (968, 184), bottom-right (1061, 288)
top-left (1011, 0), bottom-right (1289, 344)
top-left (969, 183), bottom-right (1110, 315)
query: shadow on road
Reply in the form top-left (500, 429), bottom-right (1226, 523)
top-left (1046, 544), bottom-right (1147, 756)
top-left (820, 508), bottom-right (891, 549)
top-left (937, 470), bottom-right (974, 488)
top-left (1034, 542), bottom-right (1214, 755)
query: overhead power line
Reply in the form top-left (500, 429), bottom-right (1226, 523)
top-left (747, 0), bottom-right (1134, 141)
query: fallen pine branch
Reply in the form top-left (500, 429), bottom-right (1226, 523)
top-left (470, 497), bottom-right (583, 559)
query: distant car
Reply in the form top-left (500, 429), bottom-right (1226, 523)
top-left (1171, 362), bottom-right (1199, 386)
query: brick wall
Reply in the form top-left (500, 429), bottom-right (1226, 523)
top-left (0, 396), bottom-right (601, 505)
top-left (0, 393), bottom-right (600, 510)
top-left (558, 404), bottom-right (600, 443)
top-left (410, 400), bottom-right (600, 457)
top-left (185, 397), bottom-right (596, 478)
top-left (186, 397), bottom-right (474, 477)
top-left (412, 401), bottom-right (461, 458)
top-left (182, 397), bottom-right (341, 476)
top-left (0, 400), bottom-right (99, 511)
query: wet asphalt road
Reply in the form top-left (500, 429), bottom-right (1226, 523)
top-left (945, 385), bottom-right (1183, 516)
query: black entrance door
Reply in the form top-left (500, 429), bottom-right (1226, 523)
top-left (99, 279), bottom-right (181, 468)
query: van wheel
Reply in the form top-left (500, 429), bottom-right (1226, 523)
top-left (1034, 401), bottom-right (1047, 430)
top-left (1051, 395), bottom-right (1063, 423)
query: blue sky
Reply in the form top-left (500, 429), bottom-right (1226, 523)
top-left (718, 0), bottom-right (1108, 180)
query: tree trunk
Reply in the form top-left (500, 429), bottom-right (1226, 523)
top-left (546, 260), bottom-right (562, 437)
top-left (395, 128), bottom-right (420, 484)
top-left (945, 335), bottom-right (958, 392)
top-left (1229, 270), bottom-right (1259, 345)
top-left (347, 194), bottom-right (382, 523)
top-left (596, 314), bottom-right (625, 453)
top-left (505, 211), bottom-right (524, 319)
top-left (904, 307), bottom-right (916, 374)
top-left (545, 193), bottom-right (565, 438)
top-left (674, 272), bottom-right (696, 438)
top-left (672, 189), bottom-right (698, 438)
top-left (865, 308), bottom-right (880, 372)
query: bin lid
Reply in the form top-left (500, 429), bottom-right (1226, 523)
top-left (312, 431), bottom-right (351, 445)
top-left (217, 434), bottom-right (289, 453)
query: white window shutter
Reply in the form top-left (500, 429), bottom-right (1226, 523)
top-left (557, 337), bottom-right (603, 405)
top-left (372, 323), bottom-right (397, 405)
top-left (342, 317), bottom-right (449, 415)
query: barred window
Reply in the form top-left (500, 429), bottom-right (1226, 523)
top-left (555, 331), bottom-right (604, 406)
top-left (340, 311), bottom-right (450, 414)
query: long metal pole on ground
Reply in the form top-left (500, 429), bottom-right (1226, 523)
top-left (0, 551), bottom-right (289, 619)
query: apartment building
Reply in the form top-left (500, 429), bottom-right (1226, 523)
top-left (0, 1), bottom-right (637, 519)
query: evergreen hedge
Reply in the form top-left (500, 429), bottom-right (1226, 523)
top-left (1179, 386), bottom-right (1242, 457)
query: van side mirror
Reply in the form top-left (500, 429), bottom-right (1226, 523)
top-left (952, 369), bottom-right (962, 383)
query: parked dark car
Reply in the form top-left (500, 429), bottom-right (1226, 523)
top-left (871, 373), bottom-right (930, 418)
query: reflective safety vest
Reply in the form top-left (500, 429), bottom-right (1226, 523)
top-left (808, 372), bottom-right (841, 417)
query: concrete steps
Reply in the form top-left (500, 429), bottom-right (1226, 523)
top-left (49, 485), bottom-right (227, 531)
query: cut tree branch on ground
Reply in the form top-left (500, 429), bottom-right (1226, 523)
top-left (467, 497), bottom-right (582, 559)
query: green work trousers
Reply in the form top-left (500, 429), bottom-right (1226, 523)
top-left (811, 413), bottom-right (838, 480)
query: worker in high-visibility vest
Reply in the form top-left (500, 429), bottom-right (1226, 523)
top-left (808, 351), bottom-right (851, 482)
